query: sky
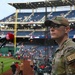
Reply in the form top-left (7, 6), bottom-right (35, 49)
top-left (0, 0), bottom-right (44, 20)
top-left (0, 0), bottom-right (71, 20)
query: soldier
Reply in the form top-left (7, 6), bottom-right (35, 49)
top-left (44, 16), bottom-right (75, 75)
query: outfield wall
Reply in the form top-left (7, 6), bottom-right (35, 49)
top-left (0, 47), bottom-right (19, 56)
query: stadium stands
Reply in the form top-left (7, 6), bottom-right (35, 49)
top-left (66, 10), bottom-right (75, 19)
top-left (0, 0), bottom-right (75, 60)
top-left (1, 10), bottom-right (75, 22)
top-left (0, 1), bottom-right (75, 75)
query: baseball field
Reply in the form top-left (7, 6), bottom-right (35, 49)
top-left (0, 57), bottom-right (20, 74)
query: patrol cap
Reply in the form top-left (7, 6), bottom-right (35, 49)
top-left (44, 16), bottom-right (69, 27)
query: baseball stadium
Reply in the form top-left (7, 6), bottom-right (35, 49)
top-left (0, 0), bottom-right (75, 75)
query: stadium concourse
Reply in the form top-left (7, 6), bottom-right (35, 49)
top-left (0, 0), bottom-right (75, 75)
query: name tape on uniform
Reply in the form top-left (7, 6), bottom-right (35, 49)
top-left (67, 53), bottom-right (75, 61)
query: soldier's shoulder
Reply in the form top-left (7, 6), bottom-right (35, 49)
top-left (64, 46), bottom-right (75, 54)
top-left (64, 45), bottom-right (75, 63)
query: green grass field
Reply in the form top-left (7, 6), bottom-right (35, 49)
top-left (0, 57), bottom-right (20, 74)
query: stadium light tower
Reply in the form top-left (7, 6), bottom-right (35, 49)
top-left (44, 0), bottom-right (50, 61)
top-left (45, 0), bottom-right (48, 21)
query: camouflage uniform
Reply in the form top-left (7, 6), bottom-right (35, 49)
top-left (51, 39), bottom-right (75, 75)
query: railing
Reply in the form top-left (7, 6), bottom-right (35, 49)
top-left (64, 10), bottom-right (72, 17)
top-left (25, 13), bottom-right (34, 22)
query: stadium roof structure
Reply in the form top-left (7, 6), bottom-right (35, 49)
top-left (8, 0), bottom-right (75, 9)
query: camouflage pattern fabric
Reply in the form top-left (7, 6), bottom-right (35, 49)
top-left (51, 39), bottom-right (75, 75)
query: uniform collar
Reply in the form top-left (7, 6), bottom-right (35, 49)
top-left (56, 38), bottom-right (71, 52)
